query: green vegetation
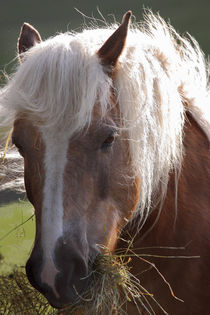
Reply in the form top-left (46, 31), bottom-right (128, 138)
top-left (0, 200), bottom-right (35, 273)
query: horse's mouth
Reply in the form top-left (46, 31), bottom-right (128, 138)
top-left (46, 256), bottom-right (102, 309)
top-left (45, 270), bottom-right (92, 309)
top-left (36, 274), bottom-right (90, 310)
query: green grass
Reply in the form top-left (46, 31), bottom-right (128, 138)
top-left (0, 200), bottom-right (35, 274)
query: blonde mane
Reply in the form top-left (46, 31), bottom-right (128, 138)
top-left (0, 13), bottom-right (209, 222)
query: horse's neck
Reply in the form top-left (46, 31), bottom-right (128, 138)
top-left (119, 110), bottom-right (210, 249)
top-left (118, 111), bottom-right (210, 314)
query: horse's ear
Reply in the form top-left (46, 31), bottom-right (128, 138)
top-left (97, 11), bottom-right (131, 70)
top-left (18, 23), bottom-right (42, 62)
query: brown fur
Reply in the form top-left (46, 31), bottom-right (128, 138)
top-left (12, 116), bottom-right (45, 235)
top-left (118, 112), bottom-right (210, 314)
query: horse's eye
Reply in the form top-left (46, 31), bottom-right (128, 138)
top-left (12, 136), bottom-right (24, 156)
top-left (101, 134), bottom-right (116, 150)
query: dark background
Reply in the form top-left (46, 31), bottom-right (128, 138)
top-left (0, 0), bottom-right (209, 77)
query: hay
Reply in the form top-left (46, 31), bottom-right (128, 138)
top-left (0, 129), bottom-right (13, 164)
top-left (0, 249), bottom-right (168, 315)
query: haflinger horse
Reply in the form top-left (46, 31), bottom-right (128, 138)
top-left (0, 10), bottom-right (209, 314)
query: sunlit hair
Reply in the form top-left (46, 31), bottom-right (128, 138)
top-left (0, 12), bottom-right (209, 223)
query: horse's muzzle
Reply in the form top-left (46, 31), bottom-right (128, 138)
top-left (26, 237), bottom-right (92, 309)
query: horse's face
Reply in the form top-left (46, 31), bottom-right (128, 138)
top-left (12, 108), bottom-right (140, 307)
top-left (14, 12), bottom-right (138, 308)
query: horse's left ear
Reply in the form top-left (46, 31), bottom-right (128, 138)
top-left (18, 23), bottom-right (42, 62)
top-left (97, 11), bottom-right (132, 70)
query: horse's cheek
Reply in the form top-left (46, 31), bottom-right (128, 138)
top-left (24, 158), bottom-right (34, 204)
top-left (23, 151), bottom-right (45, 213)
top-left (110, 141), bottom-right (141, 224)
top-left (121, 176), bottom-right (141, 222)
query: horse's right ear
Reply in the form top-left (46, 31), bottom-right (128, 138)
top-left (97, 11), bottom-right (131, 71)
top-left (18, 23), bottom-right (42, 63)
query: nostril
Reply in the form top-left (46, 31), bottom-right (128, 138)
top-left (56, 256), bottom-right (89, 296)
top-left (51, 252), bottom-right (89, 306)
top-left (71, 256), bottom-right (89, 290)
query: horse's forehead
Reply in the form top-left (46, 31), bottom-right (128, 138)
top-left (12, 100), bottom-right (119, 159)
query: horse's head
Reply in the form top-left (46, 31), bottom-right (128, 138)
top-left (12, 12), bottom-right (140, 308)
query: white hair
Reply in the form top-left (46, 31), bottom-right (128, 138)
top-left (0, 13), bottom-right (209, 222)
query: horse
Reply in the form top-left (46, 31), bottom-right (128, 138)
top-left (0, 10), bottom-right (209, 314)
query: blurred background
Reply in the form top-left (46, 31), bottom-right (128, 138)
top-left (0, 0), bottom-right (210, 77)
